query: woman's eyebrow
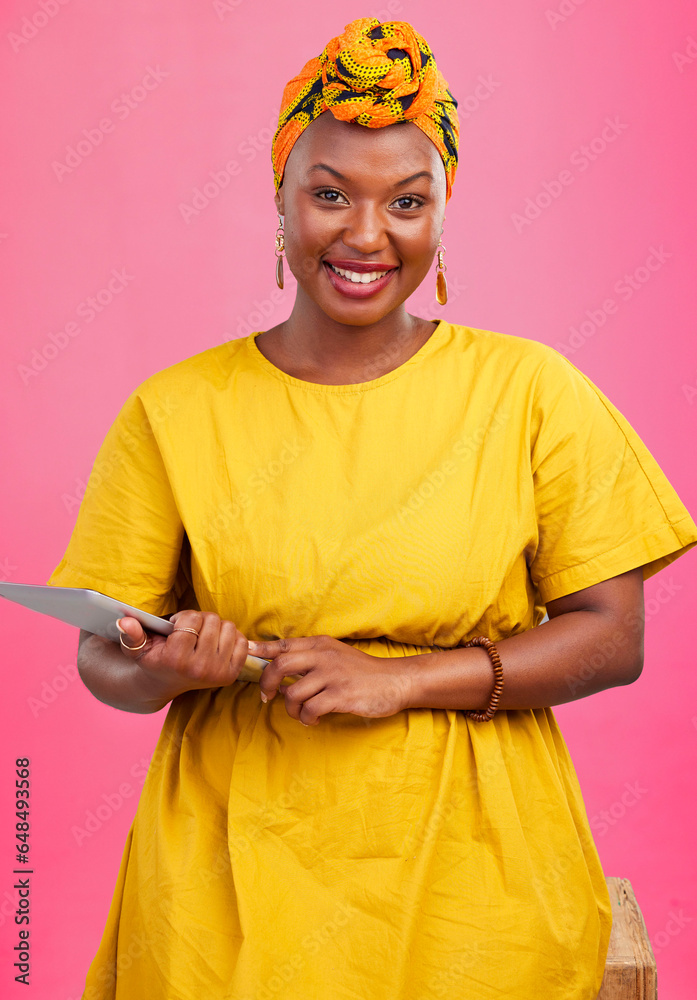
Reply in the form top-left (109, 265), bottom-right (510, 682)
top-left (394, 170), bottom-right (433, 187)
top-left (307, 163), bottom-right (346, 180)
top-left (307, 163), bottom-right (434, 186)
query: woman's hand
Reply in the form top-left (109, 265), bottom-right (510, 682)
top-left (251, 635), bottom-right (413, 726)
top-left (116, 609), bottom-right (250, 703)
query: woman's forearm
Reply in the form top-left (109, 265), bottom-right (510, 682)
top-left (77, 611), bottom-right (252, 714)
top-left (77, 630), bottom-right (183, 714)
top-left (403, 602), bottom-right (644, 713)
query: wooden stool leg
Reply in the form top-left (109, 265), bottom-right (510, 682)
top-left (596, 877), bottom-right (657, 999)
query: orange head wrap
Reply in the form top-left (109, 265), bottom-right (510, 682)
top-left (271, 17), bottom-right (459, 201)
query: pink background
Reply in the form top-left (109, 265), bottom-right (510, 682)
top-left (1, 1), bottom-right (696, 996)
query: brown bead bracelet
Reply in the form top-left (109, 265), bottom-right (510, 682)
top-left (462, 636), bottom-right (504, 721)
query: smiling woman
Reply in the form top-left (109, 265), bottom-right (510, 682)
top-left (258, 113), bottom-right (446, 379)
top-left (45, 15), bottom-right (697, 1000)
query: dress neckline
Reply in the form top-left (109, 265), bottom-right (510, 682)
top-left (246, 319), bottom-right (447, 394)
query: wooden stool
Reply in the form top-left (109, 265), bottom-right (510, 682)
top-left (596, 877), bottom-right (657, 999)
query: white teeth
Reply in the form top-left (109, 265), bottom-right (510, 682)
top-left (329, 264), bottom-right (388, 284)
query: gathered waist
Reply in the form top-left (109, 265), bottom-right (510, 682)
top-left (340, 635), bottom-right (452, 658)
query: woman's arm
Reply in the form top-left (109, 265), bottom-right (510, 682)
top-left (76, 630), bottom-right (181, 714)
top-left (76, 611), bottom-right (251, 714)
top-left (252, 567), bottom-right (646, 724)
top-left (403, 567), bottom-right (645, 712)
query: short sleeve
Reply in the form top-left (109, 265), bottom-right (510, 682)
top-left (528, 348), bottom-right (697, 604)
top-left (46, 388), bottom-right (186, 616)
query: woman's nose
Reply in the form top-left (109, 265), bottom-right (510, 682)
top-left (340, 204), bottom-right (390, 255)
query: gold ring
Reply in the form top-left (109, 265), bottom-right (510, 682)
top-left (172, 627), bottom-right (200, 637)
top-left (119, 633), bottom-right (147, 651)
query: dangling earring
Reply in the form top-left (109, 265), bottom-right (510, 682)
top-left (435, 234), bottom-right (448, 305)
top-left (275, 214), bottom-right (285, 290)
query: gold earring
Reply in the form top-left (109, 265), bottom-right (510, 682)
top-left (275, 214), bottom-right (285, 290)
top-left (435, 237), bottom-right (448, 305)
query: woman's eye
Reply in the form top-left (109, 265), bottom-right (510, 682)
top-left (392, 196), bottom-right (423, 210)
top-left (316, 189), bottom-right (347, 204)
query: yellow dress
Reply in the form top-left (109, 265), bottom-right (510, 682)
top-left (48, 321), bottom-right (697, 1000)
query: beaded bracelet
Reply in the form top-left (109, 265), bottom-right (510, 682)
top-left (462, 636), bottom-right (504, 721)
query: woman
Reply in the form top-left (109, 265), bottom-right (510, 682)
top-left (48, 17), bottom-right (697, 1000)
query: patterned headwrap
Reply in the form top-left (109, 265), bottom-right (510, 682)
top-left (271, 17), bottom-right (459, 201)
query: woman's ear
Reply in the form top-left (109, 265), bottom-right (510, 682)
top-left (274, 188), bottom-right (284, 217)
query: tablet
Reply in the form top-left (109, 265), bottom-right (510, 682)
top-left (0, 582), bottom-right (274, 684)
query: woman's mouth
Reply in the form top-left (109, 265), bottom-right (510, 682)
top-left (323, 261), bottom-right (398, 299)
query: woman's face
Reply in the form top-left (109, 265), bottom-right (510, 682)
top-left (275, 112), bottom-right (447, 327)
